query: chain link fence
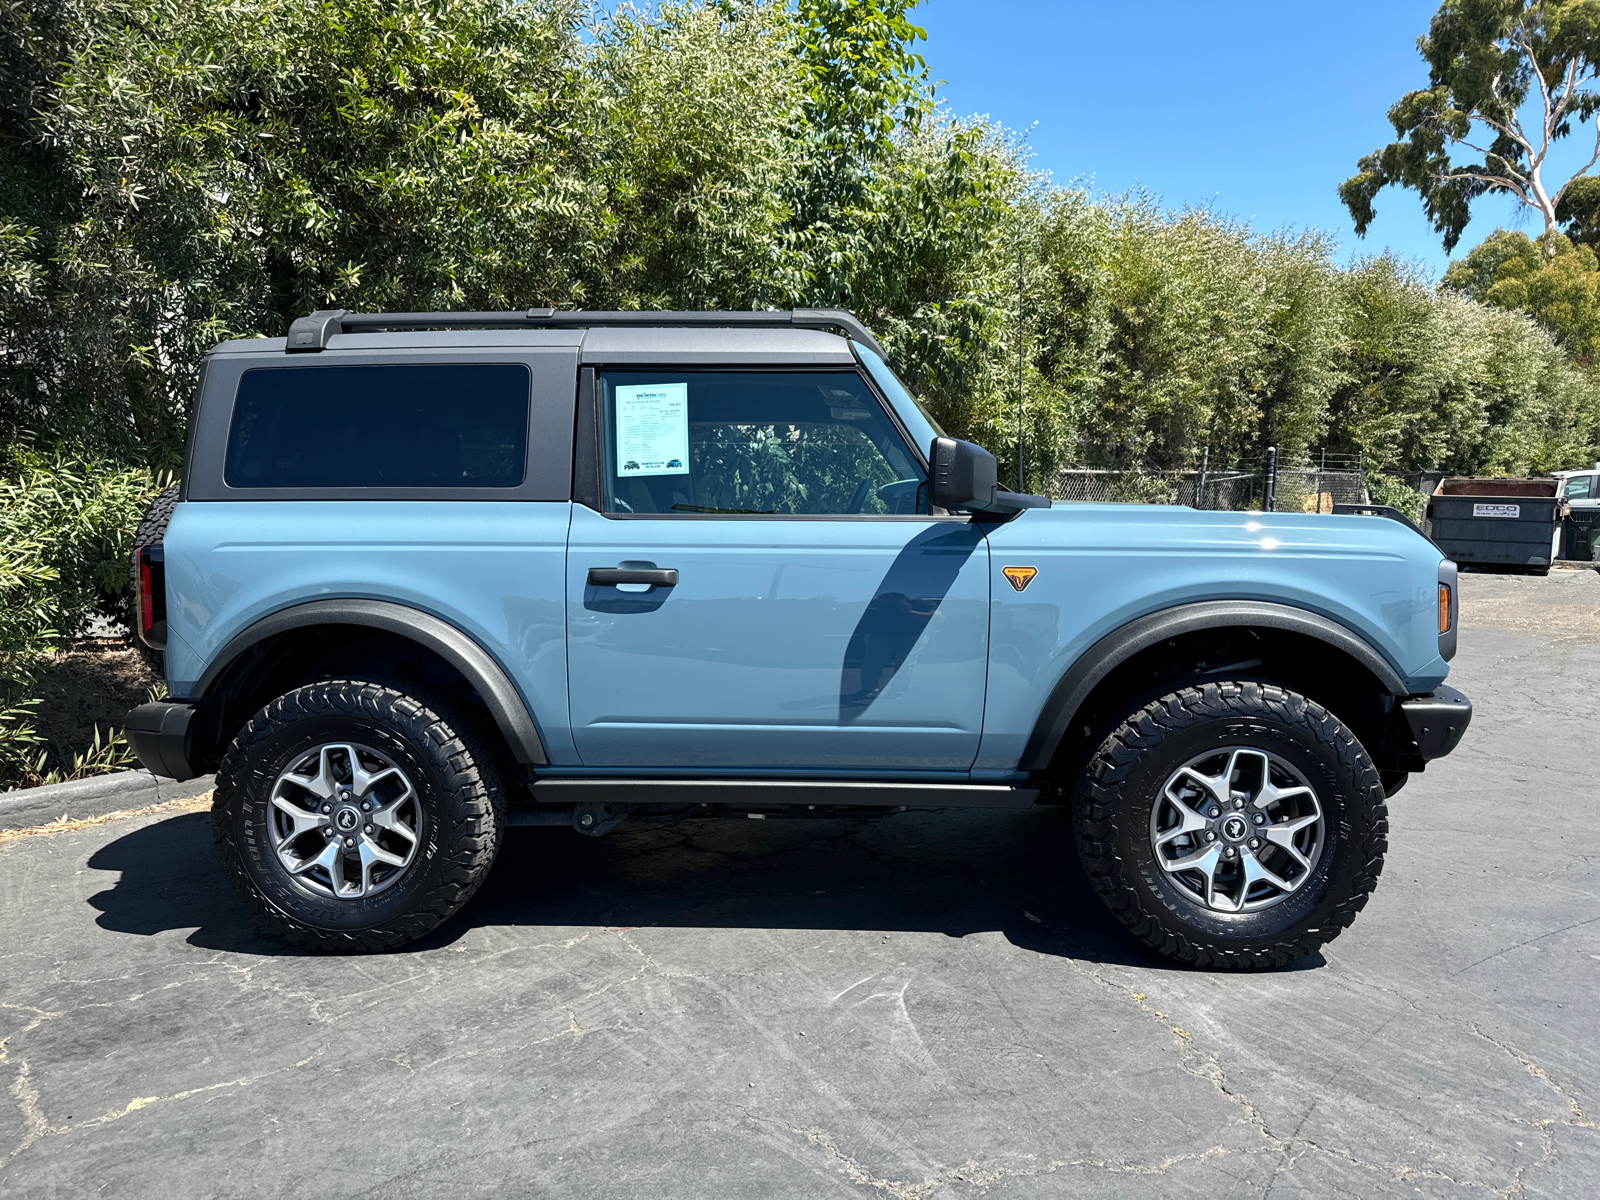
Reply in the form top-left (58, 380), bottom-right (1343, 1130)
top-left (1045, 455), bottom-right (1368, 514)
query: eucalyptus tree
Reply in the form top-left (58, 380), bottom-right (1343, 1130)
top-left (1341, 0), bottom-right (1600, 254)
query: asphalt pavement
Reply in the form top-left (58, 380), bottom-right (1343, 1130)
top-left (1, 569), bottom-right (1597, 1198)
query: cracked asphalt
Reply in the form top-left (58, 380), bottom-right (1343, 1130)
top-left (3, 569), bottom-right (1598, 1198)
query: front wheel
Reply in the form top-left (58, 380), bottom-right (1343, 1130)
top-left (1073, 680), bottom-right (1388, 970)
top-left (213, 680), bottom-right (505, 952)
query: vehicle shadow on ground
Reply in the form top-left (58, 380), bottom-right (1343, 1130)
top-left (84, 807), bottom-right (1299, 972)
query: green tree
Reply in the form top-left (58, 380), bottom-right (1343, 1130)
top-left (1444, 229), bottom-right (1600, 360)
top-left (784, 0), bottom-right (933, 302)
top-left (1021, 197), bottom-right (1343, 475)
top-left (3, 0), bottom-right (604, 464)
top-left (1555, 172), bottom-right (1600, 240)
top-left (1330, 252), bottom-right (1598, 475)
top-left (1341, 0), bottom-right (1600, 254)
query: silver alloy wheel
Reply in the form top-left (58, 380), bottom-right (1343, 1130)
top-left (268, 742), bottom-right (421, 900)
top-left (1150, 746), bottom-right (1325, 913)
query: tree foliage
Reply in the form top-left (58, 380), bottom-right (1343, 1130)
top-left (1, 0), bottom-right (1596, 486)
top-left (1341, 0), bottom-right (1600, 253)
top-left (1444, 228), bottom-right (1600, 360)
top-left (1335, 254), bottom-right (1598, 475)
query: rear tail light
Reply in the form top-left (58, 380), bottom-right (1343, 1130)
top-left (135, 544), bottom-right (166, 649)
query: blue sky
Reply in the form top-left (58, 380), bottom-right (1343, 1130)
top-left (915, 0), bottom-right (1564, 278)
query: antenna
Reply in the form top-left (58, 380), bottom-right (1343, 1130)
top-left (1017, 243), bottom-right (1025, 492)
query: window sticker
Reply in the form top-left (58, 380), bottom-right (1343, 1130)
top-left (615, 382), bottom-right (690, 477)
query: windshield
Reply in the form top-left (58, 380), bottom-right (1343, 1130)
top-left (854, 344), bottom-right (945, 457)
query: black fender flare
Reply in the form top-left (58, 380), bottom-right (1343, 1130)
top-left (191, 599), bottom-right (548, 765)
top-left (1017, 600), bottom-right (1410, 773)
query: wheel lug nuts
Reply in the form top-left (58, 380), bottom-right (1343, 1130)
top-left (1224, 847), bottom-right (1236, 858)
top-left (344, 836), bottom-right (355, 847)
top-left (362, 801), bottom-right (372, 811)
top-left (364, 824), bottom-right (374, 835)
top-left (1233, 799), bottom-right (1243, 809)
top-left (1248, 838), bottom-right (1259, 849)
top-left (321, 804), bottom-right (332, 814)
top-left (1205, 831), bottom-right (1217, 842)
top-left (1253, 813), bottom-right (1265, 825)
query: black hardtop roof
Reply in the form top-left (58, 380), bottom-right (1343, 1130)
top-left (278, 307), bottom-right (888, 361)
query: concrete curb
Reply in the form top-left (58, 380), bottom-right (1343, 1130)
top-left (0, 770), bottom-right (215, 832)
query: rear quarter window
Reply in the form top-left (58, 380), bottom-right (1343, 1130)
top-left (224, 363), bottom-right (530, 489)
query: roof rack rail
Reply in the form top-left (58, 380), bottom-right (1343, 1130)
top-left (285, 307), bottom-right (888, 360)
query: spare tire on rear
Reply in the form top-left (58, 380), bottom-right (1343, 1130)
top-left (128, 480), bottom-right (180, 675)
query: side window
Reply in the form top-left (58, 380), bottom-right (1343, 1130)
top-left (597, 371), bottom-right (926, 516)
top-left (225, 364), bottom-right (530, 489)
top-left (1564, 474), bottom-right (1594, 500)
top-left (854, 343), bottom-right (945, 453)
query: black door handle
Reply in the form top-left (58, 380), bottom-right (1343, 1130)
top-left (588, 567), bottom-right (678, 587)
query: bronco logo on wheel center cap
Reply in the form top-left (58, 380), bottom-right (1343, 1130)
top-left (335, 807), bottom-right (360, 832)
top-left (1222, 815), bottom-right (1249, 841)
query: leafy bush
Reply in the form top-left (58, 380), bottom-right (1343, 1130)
top-left (0, 450), bottom-right (164, 788)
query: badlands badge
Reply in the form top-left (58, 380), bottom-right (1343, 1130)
top-left (1002, 566), bottom-right (1038, 593)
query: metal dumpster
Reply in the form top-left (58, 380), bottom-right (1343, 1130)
top-left (1426, 477), bottom-right (1568, 574)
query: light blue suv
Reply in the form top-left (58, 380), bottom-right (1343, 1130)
top-left (125, 308), bottom-right (1471, 967)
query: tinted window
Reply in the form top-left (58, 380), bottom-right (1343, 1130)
top-left (598, 371), bottom-right (925, 516)
top-left (1564, 474), bottom-right (1595, 500)
top-left (225, 364), bottom-right (529, 489)
top-left (855, 343), bottom-right (944, 452)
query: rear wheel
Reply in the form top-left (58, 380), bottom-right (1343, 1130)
top-left (212, 679), bottom-right (504, 952)
top-left (1073, 680), bottom-right (1387, 970)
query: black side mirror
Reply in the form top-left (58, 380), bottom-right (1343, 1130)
top-left (929, 437), bottom-right (997, 511)
top-left (928, 437), bottom-right (1053, 515)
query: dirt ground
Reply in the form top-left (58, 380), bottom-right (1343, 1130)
top-left (1460, 561), bottom-right (1600, 642)
top-left (30, 639), bottom-right (159, 772)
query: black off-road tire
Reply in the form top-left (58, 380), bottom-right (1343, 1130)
top-left (128, 480), bottom-right (180, 675)
top-left (212, 679), bottom-right (505, 952)
top-left (1073, 680), bottom-right (1388, 970)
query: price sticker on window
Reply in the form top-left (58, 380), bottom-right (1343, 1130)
top-left (615, 382), bottom-right (690, 477)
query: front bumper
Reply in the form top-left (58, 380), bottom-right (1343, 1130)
top-left (125, 701), bottom-right (200, 781)
top-left (1399, 685), bottom-right (1472, 761)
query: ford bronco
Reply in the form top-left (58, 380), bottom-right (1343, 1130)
top-left (125, 308), bottom-right (1471, 968)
